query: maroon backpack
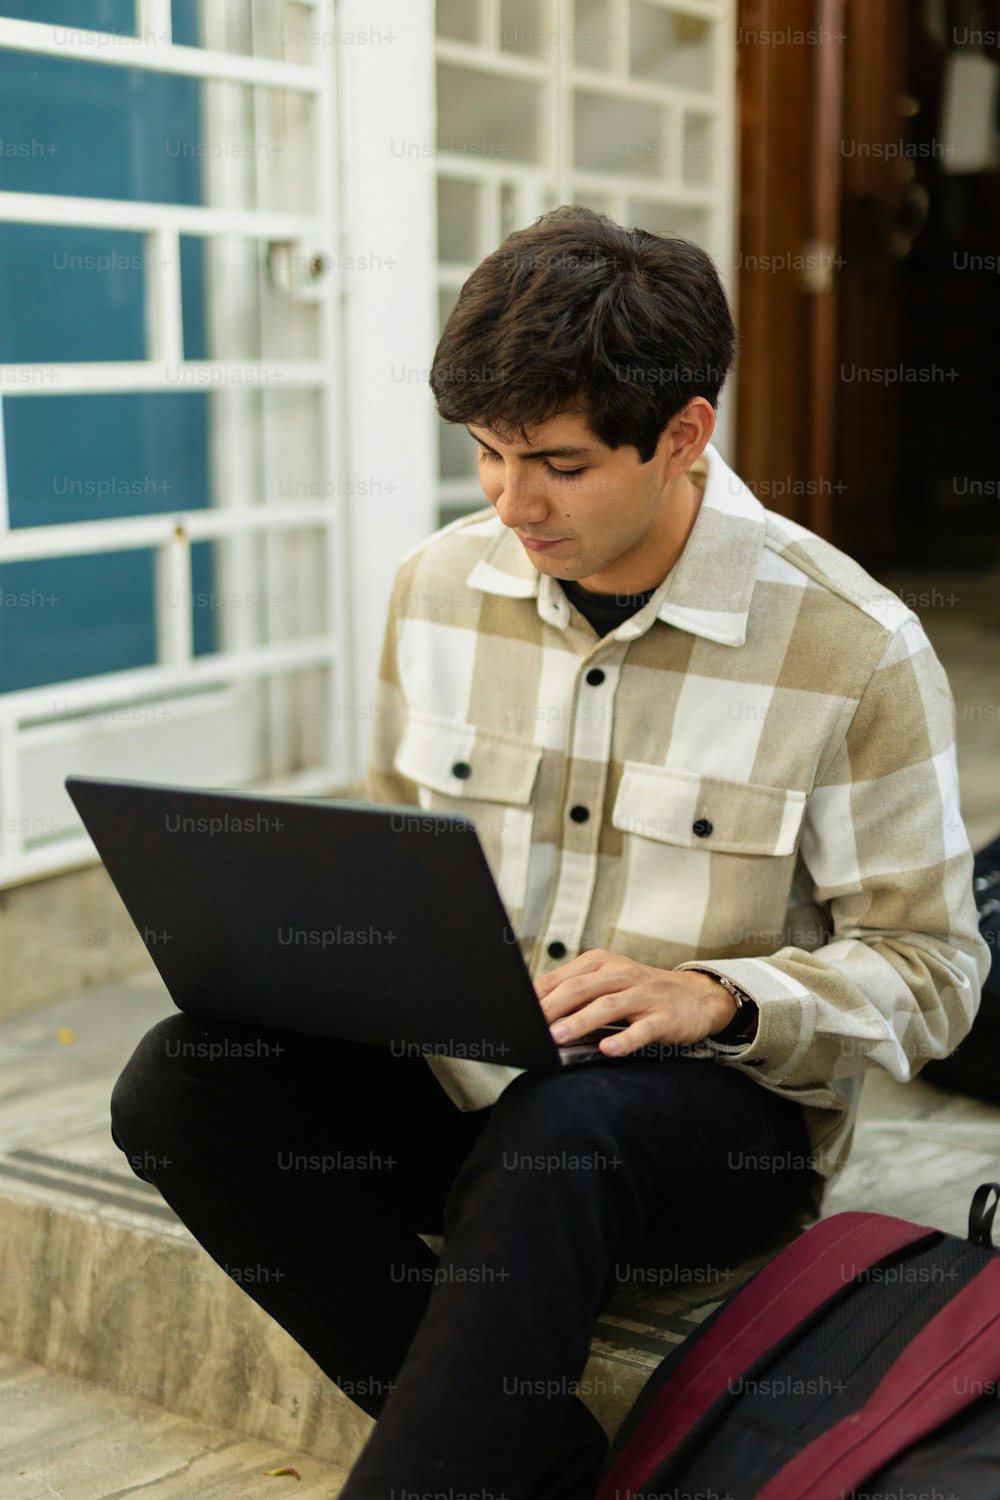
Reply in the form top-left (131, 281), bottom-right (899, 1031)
top-left (596, 1182), bottom-right (1000, 1499)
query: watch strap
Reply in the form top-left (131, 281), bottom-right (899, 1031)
top-left (688, 969), bottom-right (758, 1043)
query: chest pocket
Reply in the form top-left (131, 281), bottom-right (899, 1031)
top-left (612, 762), bottom-right (806, 856)
top-left (610, 762), bottom-right (808, 951)
top-left (393, 712), bottom-right (542, 917)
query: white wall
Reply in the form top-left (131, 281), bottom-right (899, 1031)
top-left (338, 0), bottom-right (439, 771)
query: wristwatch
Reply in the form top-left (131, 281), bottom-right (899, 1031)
top-left (689, 970), bottom-right (759, 1044)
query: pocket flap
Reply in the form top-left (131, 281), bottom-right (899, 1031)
top-left (612, 762), bottom-right (806, 856)
top-left (394, 713), bottom-right (542, 805)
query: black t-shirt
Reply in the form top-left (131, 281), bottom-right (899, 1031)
top-left (556, 577), bottom-right (657, 637)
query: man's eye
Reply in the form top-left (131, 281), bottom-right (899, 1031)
top-left (477, 450), bottom-right (584, 480)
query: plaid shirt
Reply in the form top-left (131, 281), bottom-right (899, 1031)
top-left (364, 443), bottom-right (989, 1196)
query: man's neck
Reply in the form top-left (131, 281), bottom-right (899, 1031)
top-left (574, 469), bottom-right (706, 595)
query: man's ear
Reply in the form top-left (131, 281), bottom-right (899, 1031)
top-left (657, 397), bottom-right (716, 477)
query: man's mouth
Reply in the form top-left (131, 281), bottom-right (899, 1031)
top-left (518, 535), bottom-right (569, 552)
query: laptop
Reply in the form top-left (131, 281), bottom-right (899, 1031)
top-left (64, 775), bottom-right (626, 1072)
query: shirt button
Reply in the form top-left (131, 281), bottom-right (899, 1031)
top-left (585, 668), bottom-right (605, 686)
top-left (547, 940), bottom-right (567, 959)
top-left (569, 805), bottom-right (590, 823)
top-left (692, 817), bottom-right (713, 837)
top-left (451, 761), bottom-right (472, 780)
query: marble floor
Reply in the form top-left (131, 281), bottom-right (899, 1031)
top-left (1, 1353), bottom-right (349, 1500)
top-left (880, 561), bottom-right (1000, 854)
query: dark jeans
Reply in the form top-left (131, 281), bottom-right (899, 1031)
top-left (110, 1011), bottom-right (820, 1499)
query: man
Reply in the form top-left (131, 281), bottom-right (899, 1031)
top-left (110, 206), bottom-right (989, 1499)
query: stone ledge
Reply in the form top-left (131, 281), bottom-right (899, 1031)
top-left (0, 1160), bottom-right (809, 1453)
top-left (0, 1184), bottom-right (374, 1470)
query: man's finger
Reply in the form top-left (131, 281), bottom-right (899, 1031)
top-left (540, 972), bottom-right (627, 1023)
top-left (548, 989), bottom-right (637, 1042)
top-left (533, 949), bottom-right (606, 1001)
top-left (598, 1014), bottom-right (661, 1057)
top-left (530, 948), bottom-right (617, 996)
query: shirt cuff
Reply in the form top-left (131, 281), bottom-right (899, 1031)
top-left (674, 958), bottom-right (805, 1072)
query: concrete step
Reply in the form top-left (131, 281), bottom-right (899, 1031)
top-left (0, 969), bottom-right (813, 1449)
top-left (2, 968), bottom-right (998, 1467)
top-left (0, 973), bottom-right (374, 1471)
top-left (1, 1350), bottom-right (349, 1498)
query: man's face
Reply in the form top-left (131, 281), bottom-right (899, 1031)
top-left (465, 407), bottom-right (706, 594)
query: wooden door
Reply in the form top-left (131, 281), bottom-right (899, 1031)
top-left (735, 0), bottom-right (915, 563)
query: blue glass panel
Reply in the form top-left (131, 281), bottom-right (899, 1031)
top-left (171, 0), bottom-right (200, 48)
top-left (180, 235), bottom-right (207, 360)
top-left (0, 551), bottom-right (158, 692)
top-left (5, 394), bottom-right (209, 527)
top-left (0, 52), bottom-right (205, 205)
top-left (0, 1), bottom-right (203, 48)
top-left (190, 539), bottom-right (225, 657)
top-left (0, 1), bottom-right (135, 34)
top-left (0, 541), bottom-right (218, 694)
top-left (0, 225), bottom-right (147, 363)
top-left (0, 13), bottom-right (220, 691)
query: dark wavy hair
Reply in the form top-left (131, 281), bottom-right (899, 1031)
top-left (429, 203), bottom-right (737, 464)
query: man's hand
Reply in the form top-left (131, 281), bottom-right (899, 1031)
top-left (534, 950), bottom-right (741, 1057)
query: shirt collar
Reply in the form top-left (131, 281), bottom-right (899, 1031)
top-left (464, 442), bottom-right (766, 647)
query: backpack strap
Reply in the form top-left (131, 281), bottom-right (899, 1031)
top-left (755, 1256), bottom-right (1000, 1500)
top-left (968, 1181), bottom-right (1000, 1247)
top-left (596, 1212), bottom-right (939, 1500)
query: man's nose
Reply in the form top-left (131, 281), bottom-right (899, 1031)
top-left (493, 467), bottom-right (548, 528)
